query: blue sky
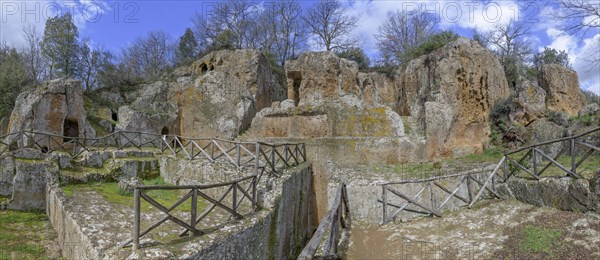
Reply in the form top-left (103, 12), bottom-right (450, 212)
top-left (1, 0), bottom-right (599, 94)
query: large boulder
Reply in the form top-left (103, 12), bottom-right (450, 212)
top-left (539, 64), bottom-right (586, 116)
top-left (114, 81), bottom-right (178, 137)
top-left (510, 80), bottom-right (547, 125)
top-left (398, 38), bottom-right (510, 159)
top-left (169, 49), bottom-right (286, 139)
top-left (5, 78), bottom-right (95, 148)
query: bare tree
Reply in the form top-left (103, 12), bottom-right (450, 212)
top-left (121, 30), bottom-right (174, 80)
top-left (271, 0), bottom-right (307, 65)
top-left (555, 0), bottom-right (600, 68)
top-left (482, 19), bottom-right (532, 89)
top-left (192, 0), bottom-right (259, 50)
top-left (375, 10), bottom-right (435, 65)
top-left (303, 0), bottom-right (359, 51)
top-left (21, 25), bottom-right (45, 82)
top-left (77, 40), bottom-right (106, 90)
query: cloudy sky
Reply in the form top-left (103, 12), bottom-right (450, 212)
top-left (1, 0), bottom-right (598, 94)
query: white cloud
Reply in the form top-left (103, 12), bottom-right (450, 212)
top-left (0, 0), bottom-right (109, 48)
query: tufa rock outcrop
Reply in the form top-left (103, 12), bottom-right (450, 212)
top-left (398, 38), bottom-right (511, 158)
top-left (5, 78), bottom-right (95, 148)
top-left (115, 81), bottom-right (178, 138)
top-left (251, 51), bottom-right (404, 139)
top-left (539, 64), bottom-right (586, 116)
top-left (510, 80), bottom-right (547, 126)
top-left (170, 49), bottom-right (286, 139)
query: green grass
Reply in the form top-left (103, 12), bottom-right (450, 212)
top-left (518, 225), bottom-right (561, 256)
top-left (61, 177), bottom-right (205, 212)
top-left (454, 148), bottom-right (504, 163)
top-left (0, 210), bottom-right (54, 259)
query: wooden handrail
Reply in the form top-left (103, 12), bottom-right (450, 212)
top-left (298, 184), bottom-right (350, 260)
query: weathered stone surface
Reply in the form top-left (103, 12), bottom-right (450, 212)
top-left (540, 64), bottom-right (586, 116)
top-left (398, 38), bottom-right (510, 159)
top-left (496, 176), bottom-right (597, 212)
top-left (117, 177), bottom-right (142, 195)
top-left (510, 80), bottom-right (547, 125)
top-left (526, 118), bottom-right (566, 158)
top-left (9, 156), bottom-right (59, 210)
top-left (251, 51), bottom-right (404, 139)
top-left (0, 156), bottom-right (15, 196)
top-left (5, 78), bottom-right (95, 148)
top-left (170, 49), bottom-right (286, 139)
top-left (115, 81), bottom-right (178, 138)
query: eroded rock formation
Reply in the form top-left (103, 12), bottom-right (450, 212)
top-left (398, 38), bottom-right (511, 158)
top-left (170, 49), bottom-right (286, 139)
top-left (5, 78), bottom-right (95, 148)
top-left (510, 80), bottom-right (547, 126)
top-left (539, 64), bottom-right (586, 116)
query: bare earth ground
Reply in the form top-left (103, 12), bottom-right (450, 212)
top-left (346, 199), bottom-right (600, 260)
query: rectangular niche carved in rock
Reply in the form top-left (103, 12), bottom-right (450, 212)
top-left (63, 118), bottom-right (79, 142)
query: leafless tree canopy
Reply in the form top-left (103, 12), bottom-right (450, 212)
top-left (21, 25), bottom-right (45, 83)
top-left (121, 31), bottom-right (174, 80)
top-left (375, 10), bottom-right (435, 65)
top-left (555, 0), bottom-right (600, 68)
top-left (484, 19), bottom-right (532, 62)
top-left (302, 0), bottom-right (359, 52)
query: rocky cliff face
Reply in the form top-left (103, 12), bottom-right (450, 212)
top-left (251, 51), bottom-right (404, 139)
top-left (398, 38), bottom-right (510, 159)
top-left (170, 49), bottom-right (286, 139)
top-left (5, 78), bottom-right (95, 147)
top-left (115, 81), bottom-right (178, 137)
top-left (540, 64), bottom-right (586, 116)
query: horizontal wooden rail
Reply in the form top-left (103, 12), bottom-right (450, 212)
top-left (504, 127), bottom-right (598, 180)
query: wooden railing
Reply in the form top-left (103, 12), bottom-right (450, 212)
top-left (0, 131), bottom-right (307, 179)
top-left (121, 175), bottom-right (258, 249)
top-left (504, 127), bottom-right (599, 180)
top-left (298, 184), bottom-right (350, 260)
top-left (380, 157), bottom-right (505, 225)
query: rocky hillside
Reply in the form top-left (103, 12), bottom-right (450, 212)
top-left (3, 38), bottom-right (593, 163)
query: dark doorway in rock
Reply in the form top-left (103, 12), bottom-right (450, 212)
top-left (200, 63), bottom-right (208, 73)
top-left (288, 71), bottom-right (302, 106)
top-left (112, 111), bottom-right (118, 121)
top-left (63, 119), bottom-right (79, 142)
top-left (40, 146), bottom-right (49, 153)
top-left (161, 126), bottom-right (169, 136)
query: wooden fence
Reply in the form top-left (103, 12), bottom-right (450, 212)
top-left (0, 130), bottom-right (306, 179)
top-left (504, 127), bottom-right (599, 180)
top-left (380, 157), bottom-right (505, 225)
top-left (298, 184), bottom-right (350, 260)
top-left (121, 175), bottom-right (258, 249)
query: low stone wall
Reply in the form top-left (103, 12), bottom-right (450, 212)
top-left (46, 187), bottom-right (98, 260)
top-left (45, 159), bottom-right (316, 259)
top-left (189, 162), bottom-right (317, 259)
top-left (496, 173), bottom-right (600, 212)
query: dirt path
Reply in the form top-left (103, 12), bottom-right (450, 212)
top-left (346, 199), bottom-right (600, 259)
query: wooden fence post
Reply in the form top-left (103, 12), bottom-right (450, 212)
top-left (232, 183), bottom-right (238, 213)
top-left (252, 176), bottom-right (257, 210)
top-left (570, 138), bottom-right (577, 175)
top-left (191, 188), bottom-right (197, 233)
top-left (532, 148), bottom-right (537, 176)
top-left (382, 185), bottom-right (387, 224)
top-left (133, 189), bottom-right (141, 250)
top-left (237, 144), bottom-right (241, 167)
